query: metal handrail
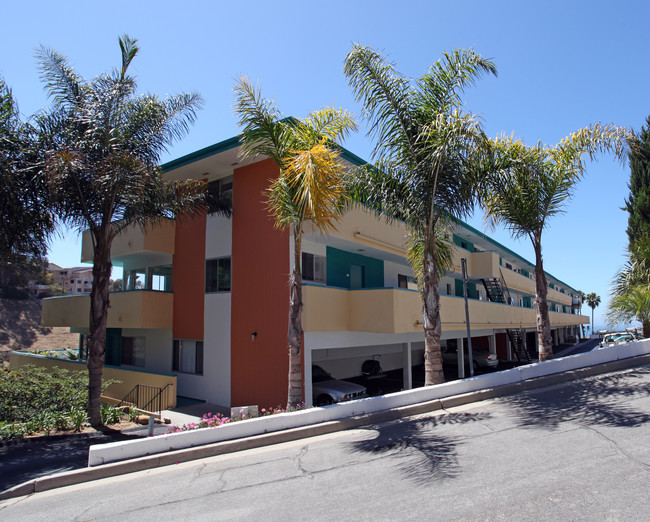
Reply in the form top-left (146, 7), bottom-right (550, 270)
top-left (499, 268), bottom-right (513, 305)
top-left (118, 383), bottom-right (171, 413)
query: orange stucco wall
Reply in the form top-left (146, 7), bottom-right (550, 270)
top-left (230, 159), bottom-right (290, 408)
top-left (173, 212), bottom-right (206, 340)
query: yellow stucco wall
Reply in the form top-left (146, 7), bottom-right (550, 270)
top-left (303, 285), bottom-right (588, 334)
top-left (9, 351), bottom-right (177, 409)
top-left (42, 291), bottom-right (173, 329)
top-left (81, 220), bottom-right (176, 263)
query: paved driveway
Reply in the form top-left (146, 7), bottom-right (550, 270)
top-left (2, 362), bottom-right (650, 520)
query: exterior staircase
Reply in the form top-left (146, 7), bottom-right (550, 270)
top-left (506, 328), bottom-right (532, 363)
top-left (482, 270), bottom-right (532, 363)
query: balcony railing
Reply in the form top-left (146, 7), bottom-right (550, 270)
top-left (302, 284), bottom-right (588, 334)
top-left (42, 290), bottom-right (173, 329)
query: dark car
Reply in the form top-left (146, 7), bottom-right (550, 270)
top-left (312, 365), bottom-right (367, 406)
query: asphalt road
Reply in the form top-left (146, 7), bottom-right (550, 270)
top-left (2, 362), bottom-right (650, 520)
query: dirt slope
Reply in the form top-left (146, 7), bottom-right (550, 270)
top-left (0, 298), bottom-right (79, 365)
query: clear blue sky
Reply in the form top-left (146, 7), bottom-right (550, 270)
top-left (3, 0), bottom-right (648, 331)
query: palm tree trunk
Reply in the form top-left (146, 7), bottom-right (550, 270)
top-left (591, 307), bottom-right (595, 336)
top-left (87, 226), bottom-right (113, 427)
top-left (533, 240), bottom-right (553, 361)
top-left (643, 320), bottom-right (650, 339)
top-left (287, 232), bottom-right (303, 406)
top-left (423, 241), bottom-right (444, 385)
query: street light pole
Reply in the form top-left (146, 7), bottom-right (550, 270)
top-left (462, 258), bottom-right (474, 377)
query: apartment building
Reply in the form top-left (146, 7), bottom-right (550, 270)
top-left (41, 136), bottom-right (588, 409)
top-left (47, 263), bottom-right (94, 295)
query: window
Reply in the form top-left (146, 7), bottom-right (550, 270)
top-left (505, 263), bottom-right (512, 270)
top-left (150, 265), bottom-right (173, 291)
top-left (124, 269), bottom-right (146, 290)
top-left (205, 257), bottom-right (231, 292)
top-left (121, 336), bottom-right (145, 367)
top-left (446, 283), bottom-right (452, 295)
top-left (206, 177), bottom-right (233, 215)
top-left (398, 274), bottom-right (417, 290)
top-left (302, 252), bottom-right (326, 283)
top-left (173, 340), bottom-right (203, 375)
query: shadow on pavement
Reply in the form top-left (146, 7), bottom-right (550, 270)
top-left (0, 429), bottom-right (143, 493)
top-left (503, 366), bottom-right (650, 430)
top-left (349, 411), bottom-right (491, 485)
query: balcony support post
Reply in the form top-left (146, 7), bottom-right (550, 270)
top-left (402, 342), bottom-right (412, 390)
top-left (457, 337), bottom-right (465, 379)
top-left (304, 348), bottom-right (313, 408)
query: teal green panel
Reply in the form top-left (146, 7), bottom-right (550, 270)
top-left (454, 279), bottom-right (476, 299)
top-left (326, 247), bottom-right (384, 289)
top-left (523, 297), bottom-right (532, 308)
top-left (452, 234), bottom-right (474, 251)
top-left (105, 328), bottom-right (122, 366)
top-left (520, 268), bottom-right (529, 278)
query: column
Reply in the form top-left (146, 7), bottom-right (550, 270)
top-left (457, 337), bottom-right (465, 378)
top-left (488, 334), bottom-right (496, 356)
top-left (304, 348), bottom-right (313, 407)
top-left (402, 342), bottom-right (412, 390)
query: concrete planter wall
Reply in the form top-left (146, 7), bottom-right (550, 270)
top-left (88, 339), bottom-right (650, 466)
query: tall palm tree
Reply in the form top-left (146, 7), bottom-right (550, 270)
top-left (481, 127), bottom-right (628, 360)
top-left (0, 76), bottom-right (53, 269)
top-left (36, 35), bottom-right (206, 426)
top-left (344, 45), bottom-right (496, 385)
top-left (612, 234), bottom-right (650, 297)
top-left (585, 292), bottom-right (602, 336)
top-left (607, 286), bottom-right (650, 337)
top-left (234, 77), bottom-right (357, 406)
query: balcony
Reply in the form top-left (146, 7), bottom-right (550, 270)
top-left (42, 290), bottom-right (173, 329)
top-left (302, 285), bottom-right (588, 334)
top-left (81, 220), bottom-right (176, 263)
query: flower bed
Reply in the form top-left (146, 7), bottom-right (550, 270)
top-left (166, 403), bottom-right (307, 434)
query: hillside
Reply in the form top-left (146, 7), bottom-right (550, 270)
top-left (0, 298), bottom-right (79, 365)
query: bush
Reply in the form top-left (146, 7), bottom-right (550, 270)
top-left (0, 365), bottom-right (114, 424)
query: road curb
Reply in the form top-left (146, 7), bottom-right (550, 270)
top-left (3, 352), bottom-right (650, 501)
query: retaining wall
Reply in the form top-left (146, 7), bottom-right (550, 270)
top-left (88, 339), bottom-right (650, 466)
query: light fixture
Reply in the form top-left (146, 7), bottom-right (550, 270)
top-left (251, 331), bottom-right (257, 341)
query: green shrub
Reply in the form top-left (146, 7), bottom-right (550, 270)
top-left (0, 365), bottom-right (115, 424)
top-left (100, 404), bottom-right (122, 426)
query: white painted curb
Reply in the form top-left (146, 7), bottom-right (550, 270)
top-left (89, 339), bottom-right (650, 466)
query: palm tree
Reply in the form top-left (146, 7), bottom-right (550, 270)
top-left (607, 286), bottom-right (650, 337)
top-left (344, 45), bottom-right (496, 385)
top-left (36, 35), bottom-right (206, 426)
top-left (612, 234), bottom-right (650, 297)
top-left (234, 77), bottom-right (357, 406)
top-left (0, 76), bottom-right (53, 270)
top-left (481, 127), bottom-right (629, 360)
top-left (585, 292), bottom-right (601, 336)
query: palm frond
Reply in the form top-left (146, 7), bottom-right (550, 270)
top-left (234, 76), bottom-right (290, 164)
top-left (418, 48), bottom-right (497, 114)
top-left (36, 46), bottom-right (84, 108)
top-left (344, 44), bottom-right (416, 160)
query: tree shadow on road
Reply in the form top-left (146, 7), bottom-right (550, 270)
top-left (0, 430), bottom-right (142, 493)
top-left (348, 411), bottom-right (491, 485)
top-left (503, 367), bottom-right (650, 430)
